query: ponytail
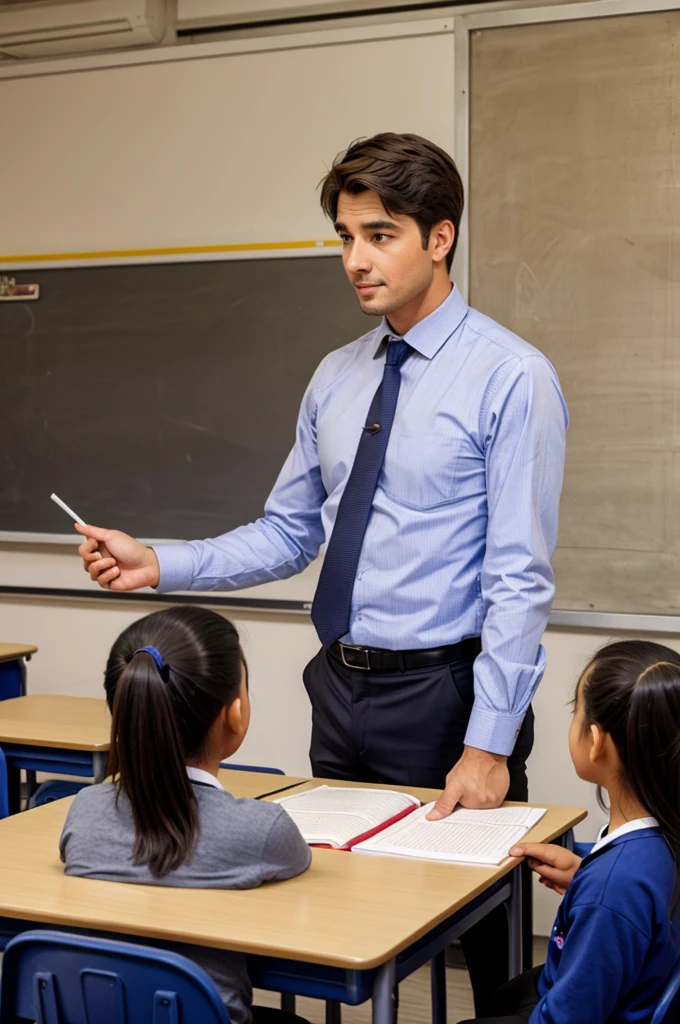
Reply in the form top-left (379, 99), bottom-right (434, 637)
top-left (108, 649), bottom-right (198, 877)
top-left (104, 606), bottom-right (245, 878)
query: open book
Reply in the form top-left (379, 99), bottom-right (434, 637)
top-left (276, 785), bottom-right (421, 850)
top-left (353, 803), bottom-right (547, 865)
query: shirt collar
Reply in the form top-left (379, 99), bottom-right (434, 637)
top-left (590, 815), bottom-right (659, 855)
top-left (374, 283), bottom-right (469, 360)
top-left (186, 765), bottom-right (224, 791)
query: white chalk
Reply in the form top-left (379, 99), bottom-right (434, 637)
top-left (50, 493), bottom-right (86, 527)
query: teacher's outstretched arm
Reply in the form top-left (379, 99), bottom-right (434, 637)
top-left (77, 364), bottom-right (328, 594)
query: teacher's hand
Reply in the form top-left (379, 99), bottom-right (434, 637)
top-left (426, 745), bottom-right (510, 819)
top-left (76, 523), bottom-right (160, 591)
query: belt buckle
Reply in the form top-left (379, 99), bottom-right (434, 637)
top-left (340, 643), bottom-right (371, 671)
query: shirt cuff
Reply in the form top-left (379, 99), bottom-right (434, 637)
top-left (464, 705), bottom-right (527, 757)
top-left (152, 543), bottom-right (196, 593)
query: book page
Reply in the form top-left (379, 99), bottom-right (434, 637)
top-left (277, 786), bottom-right (420, 848)
top-left (353, 803), bottom-right (546, 865)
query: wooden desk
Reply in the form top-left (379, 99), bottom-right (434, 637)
top-left (0, 695), bottom-right (110, 753)
top-left (0, 695), bottom-right (111, 813)
top-left (0, 782), bottom-right (585, 1024)
top-left (0, 642), bottom-right (38, 701)
top-left (0, 643), bottom-right (38, 664)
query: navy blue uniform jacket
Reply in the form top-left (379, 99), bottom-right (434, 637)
top-left (532, 827), bottom-right (678, 1022)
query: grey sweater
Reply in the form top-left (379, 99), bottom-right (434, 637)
top-left (59, 781), bottom-right (311, 1024)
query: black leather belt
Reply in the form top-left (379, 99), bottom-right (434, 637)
top-left (328, 637), bottom-right (481, 673)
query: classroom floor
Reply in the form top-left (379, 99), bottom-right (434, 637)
top-left (253, 939), bottom-right (549, 1024)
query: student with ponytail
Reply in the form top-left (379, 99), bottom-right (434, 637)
top-left (459, 640), bottom-right (680, 1024)
top-left (59, 605), bottom-right (311, 1024)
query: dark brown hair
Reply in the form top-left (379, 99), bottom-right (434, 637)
top-left (580, 640), bottom-right (680, 905)
top-left (319, 132), bottom-right (464, 271)
top-left (104, 606), bottom-right (245, 877)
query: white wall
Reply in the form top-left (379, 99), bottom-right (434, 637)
top-left (1, 12), bottom-right (674, 936)
top-left (1, 20), bottom-right (455, 255)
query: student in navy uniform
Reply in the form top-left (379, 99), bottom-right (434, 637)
top-left (459, 640), bottom-right (680, 1024)
top-left (60, 606), bottom-right (311, 1024)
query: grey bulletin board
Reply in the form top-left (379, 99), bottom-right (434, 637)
top-left (0, 255), bottom-right (368, 540)
top-left (468, 9), bottom-right (680, 617)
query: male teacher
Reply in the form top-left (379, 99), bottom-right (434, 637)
top-left (78, 133), bottom-right (568, 1009)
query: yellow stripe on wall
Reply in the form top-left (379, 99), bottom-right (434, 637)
top-left (0, 240), bottom-right (343, 264)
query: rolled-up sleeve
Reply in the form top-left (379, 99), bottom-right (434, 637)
top-left (465, 355), bottom-right (568, 755)
top-left (154, 364), bottom-right (328, 594)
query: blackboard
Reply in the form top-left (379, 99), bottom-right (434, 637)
top-left (0, 256), bottom-right (369, 539)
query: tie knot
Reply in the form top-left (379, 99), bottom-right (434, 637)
top-left (385, 339), bottom-right (411, 368)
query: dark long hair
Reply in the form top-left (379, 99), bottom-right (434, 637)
top-left (319, 133), bottom-right (464, 270)
top-left (104, 606), bottom-right (245, 877)
top-left (581, 640), bottom-right (680, 904)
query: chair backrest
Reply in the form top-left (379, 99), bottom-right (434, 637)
top-left (29, 779), bottom-right (90, 809)
top-left (0, 746), bottom-right (9, 819)
top-left (651, 957), bottom-right (680, 1024)
top-left (220, 761), bottom-right (285, 775)
top-left (0, 930), bottom-right (231, 1024)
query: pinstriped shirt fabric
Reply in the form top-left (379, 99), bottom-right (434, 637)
top-left (154, 286), bottom-right (569, 755)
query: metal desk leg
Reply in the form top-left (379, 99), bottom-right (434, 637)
top-left (92, 751), bottom-right (108, 784)
top-left (508, 867), bottom-right (523, 979)
top-left (325, 1000), bottom-right (342, 1024)
top-left (25, 770), bottom-right (38, 804)
top-left (280, 993), bottom-right (296, 1014)
top-left (430, 950), bottom-right (446, 1024)
top-left (521, 862), bottom-right (533, 971)
top-left (6, 761), bottom-right (21, 815)
top-left (372, 958), bottom-right (396, 1024)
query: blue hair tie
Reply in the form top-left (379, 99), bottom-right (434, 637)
top-left (134, 646), bottom-right (169, 677)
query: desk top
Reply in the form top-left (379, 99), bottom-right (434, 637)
top-left (0, 643), bottom-right (38, 664)
top-left (0, 695), bottom-right (111, 750)
top-left (0, 777), bottom-right (586, 968)
top-left (218, 770), bottom-right (309, 799)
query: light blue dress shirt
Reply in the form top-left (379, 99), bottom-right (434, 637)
top-left (155, 285), bottom-right (568, 755)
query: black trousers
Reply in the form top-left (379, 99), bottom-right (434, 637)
top-left (303, 647), bottom-right (535, 1015)
top-left (457, 964), bottom-right (542, 1023)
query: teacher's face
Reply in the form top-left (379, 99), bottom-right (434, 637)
top-left (335, 189), bottom-right (448, 321)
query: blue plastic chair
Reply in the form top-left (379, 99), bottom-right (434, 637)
top-left (573, 841), bottom-right (593, 858)
top-left (0, 657), bottom-right (27, 701)
top-left (0, 746), bottom-right (9, 820)
top-left (652, 959), bottom-right (680, 1024)
top-left (29, 780), bottom-right (90, 809)
top-left (220, 762), bottom-right (284, 774)
top-left (0, 930), bottom-right (231, 1024)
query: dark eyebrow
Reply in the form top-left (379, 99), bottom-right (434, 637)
top-left (363, 220), bottom-right (400, 231)
top-left (333, 219), bottom-right (401, 233)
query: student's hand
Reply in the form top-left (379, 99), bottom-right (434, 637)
top-left (76, 523), bottom-right (160, 591)
top-left (426, 745), bottom-right (510, 819)
top-left (509, 843), bottom-right (582, 895)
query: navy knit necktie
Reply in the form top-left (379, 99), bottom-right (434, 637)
top-left (311, 338), bottom-right (412, 648)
